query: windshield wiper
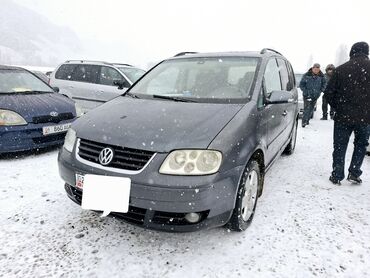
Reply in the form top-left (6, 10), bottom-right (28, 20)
top-left (152, 94), bottom-right (197, 102)
top-left (124, 92), bottom-right (141, 99)
top-left (2, 90), bottom-right (52, 94)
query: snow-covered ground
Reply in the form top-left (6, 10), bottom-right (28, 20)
top-left (1, 109), bottom-right (369, 278)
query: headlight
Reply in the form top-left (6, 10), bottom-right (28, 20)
top-left (75, 103), bottom-right (84, 117)
top-left (63, 128), bottom-right (76, 152)
top-left (0, 110), bottom-right (27, 126)
top-left (159, 150), bottom-right (222, 175)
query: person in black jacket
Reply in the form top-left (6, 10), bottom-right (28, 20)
top-left (321, 64), bottom-right (336, 120)
top-left (324, 42), bottom-right (370, 185)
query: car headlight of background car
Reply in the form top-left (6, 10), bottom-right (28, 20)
top-left (63, 128), bottom-right (77, 152)
top-left (75, 103), bottom-right (84, 117)
top-left (159, 150), bottom-right (222, 175)
top-left (0, 109), bottom-right (27, 126)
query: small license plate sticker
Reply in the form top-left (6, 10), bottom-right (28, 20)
top-left (75, 173), bottom-right (85, 189)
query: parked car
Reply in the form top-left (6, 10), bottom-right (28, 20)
top-left (49, 61), bottom-right (146, 112)
top-left (295, 73), bottom-right (317, 118)
top-left (0, 65), bottom-right (82, 154)
top-left (58, 49), bottom-right (299, 232)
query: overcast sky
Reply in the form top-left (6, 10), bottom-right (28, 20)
top-left (14, 0), bottom-right (370, 71)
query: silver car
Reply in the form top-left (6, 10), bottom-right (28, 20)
top-left (50, 61), bottom-right (146, 112)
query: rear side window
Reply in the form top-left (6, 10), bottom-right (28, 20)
top-left (277, 59), bottom-right (290, 91)
top-left (71, 65), bottom-right (99, 83)
top-left (99, 66), bottom-right (125, 86)
top-left (55, 64), bottom-right (77, 80)
top-left (264, 59), bottom-right (282, 95)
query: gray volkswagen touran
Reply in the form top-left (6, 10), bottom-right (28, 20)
top-left (58, 49), bottom-right (299, 232)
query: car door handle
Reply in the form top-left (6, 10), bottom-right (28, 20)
top-left (96, 91), bottom-right (104, 94)
top-left (282, 110), bottom-right (288, 116)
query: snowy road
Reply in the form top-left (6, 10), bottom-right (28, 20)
top-left (1, 115), bottom-right (369, 278)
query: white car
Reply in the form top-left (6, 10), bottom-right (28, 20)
top-left (50, 61), bottom-right (146, 112)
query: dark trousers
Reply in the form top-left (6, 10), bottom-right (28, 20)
top-left (332, 121), bottom-right (370, 180)
top-left (322, 95), bottom-right (334, 118)
top-left (302, 98), bottom-right (317, 124)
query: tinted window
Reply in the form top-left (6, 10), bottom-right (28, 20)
top-left (277, 59), bottom-right (290, 91)
top-left (55, 64), bottom-right (77, 80)
top-left (285, 62), bottom-right (296, 88)
top-left (264, 59), bottom-right (281, 95)
top-left (99, 66), bottom-right (124, 86)
top-left (71, 65), bottom-right (99, 83)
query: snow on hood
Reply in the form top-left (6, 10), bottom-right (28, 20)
top-left (73, 96), bottom-right (244, 153)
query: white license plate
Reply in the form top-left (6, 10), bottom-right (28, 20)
top-left (80, 174), bottom-right (131, 216)
top-left (42, 123), bottom-right (71, 136)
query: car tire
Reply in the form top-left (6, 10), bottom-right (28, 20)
top-left (283, 119), bottom-right (298, 155)
top-left (228, 160), bottom-right (261, 231)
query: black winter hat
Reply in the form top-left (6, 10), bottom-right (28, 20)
top-left (350, 42), bottom-right (369, 57)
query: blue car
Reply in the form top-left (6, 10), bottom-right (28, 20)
top-left (0, 65), bottom-right (82, 154)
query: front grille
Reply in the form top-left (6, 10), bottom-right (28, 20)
top-left (33, 113), bottom-right (74, 124)
top-left (67, 185), bottom-right (146, 225)
top-left (78, 139), bottom-right (155, 171)
top-left (65, 184), bottom-right (209, 228)
top-left (32, 133), bottom-right (66, 144)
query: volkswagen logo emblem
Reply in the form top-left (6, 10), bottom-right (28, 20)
top-left (50, 111), bottom-right (59, 117)
top-left (99, 148), bottom-right (114, 166)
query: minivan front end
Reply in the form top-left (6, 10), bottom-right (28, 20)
top-left (57, 54), bottom-right (261, 231)
top-left (58, 131), bottom-right (244, 231)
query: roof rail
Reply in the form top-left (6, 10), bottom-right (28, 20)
top-left (174, 52), bottom-right (198, 57)
top-left (65, 60), bottom-right (112, 65)
top-left (260, 48), bottom-right (283, 56)
top-left (112, 63), bottom-right (133, 67)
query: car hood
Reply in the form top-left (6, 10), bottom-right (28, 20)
top-left (0, 93), bottom-right (76, 122)
top-left (73, 97), bottom-right (244, 152)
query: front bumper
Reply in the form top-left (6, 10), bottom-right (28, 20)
top-left (0, 120), bottom-right (74, 154)
top-left (58, 146), bottom-right (243, 232)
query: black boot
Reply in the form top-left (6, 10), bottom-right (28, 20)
top-left (320, 116), bottom-right (328, 120)
top-left (347, 173), bottom-right (362, 184)
top-left (329, 176), bottom-right (341, 185)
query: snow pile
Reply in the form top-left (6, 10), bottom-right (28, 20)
top-left (0, 114), bottom-right (369, 277)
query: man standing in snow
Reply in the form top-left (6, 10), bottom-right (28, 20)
top-left (324, 42), bottom-right (370, 185)
top-left (299, 63), bottom-right (327, 127)
top-left (321, 64), bottom-right (336, 120)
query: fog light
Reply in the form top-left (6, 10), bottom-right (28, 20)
top-left (184, 212), bottom-right (201, 223)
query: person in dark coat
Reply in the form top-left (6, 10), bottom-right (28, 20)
top-left (321, 64), bottom-right (336, 120)
top-left (324, 41), bottom-right (370, 184)
top-left (299, 63), bottom-right (327, 127)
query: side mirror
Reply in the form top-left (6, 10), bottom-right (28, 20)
top-left (266, 90), bottom-right (294, 105)
top-left (113, 80), bottom-right (129, 90)
top-left (52, 86), bottom-right (60, 93)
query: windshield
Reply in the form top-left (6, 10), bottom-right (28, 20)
top-left (129, 57), bottom-right (260, 103)
top-left (0, 69), bottom-right (53, 94)
top-left (118, 67), bottom-right (146, 83)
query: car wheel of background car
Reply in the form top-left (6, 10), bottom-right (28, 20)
top-left (283, 119), bottom-right (298, 155)
top-left (228, 160), bottom-right (261, 231)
